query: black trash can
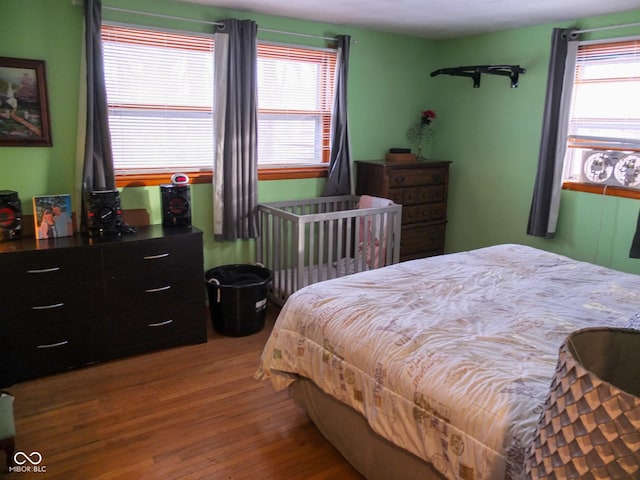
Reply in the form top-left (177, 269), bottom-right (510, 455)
top-left (205, 264), bottom-right (273, 337)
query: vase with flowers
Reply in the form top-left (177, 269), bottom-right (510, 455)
top-left (407, 109), bottom-right (437, 160)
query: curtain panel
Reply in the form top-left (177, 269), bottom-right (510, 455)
top-left (527, 28), bottom-right (578, 238)
top-left (213, 19), bottom-right (259, 240)
top-left (81, 0), bottom-right (116, 231)
top-left (323, 35), bottom-right (353, 197)
top-left (82, 0), bottom-right (116, 194)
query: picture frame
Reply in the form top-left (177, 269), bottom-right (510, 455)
top-left (0, 57), bottom-right (52, 146)
top-left (32, 194), bottom-right (73, 240)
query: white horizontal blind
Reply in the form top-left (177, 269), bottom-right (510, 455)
top-left (257, 43), bottom-right (336, 166)
top-left (102, 25), bottom-right (214, 174)
top-left (564, 38), bottom-right (640, 184)
top-left (101, 25), bottom-right (337, 174)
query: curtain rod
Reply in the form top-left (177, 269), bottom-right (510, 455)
top-left (574, 21), bottom-right (640, 35)
top-left (71, 2), bottom-right (339, 42)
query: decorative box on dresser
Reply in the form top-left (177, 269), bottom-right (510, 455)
top-left (356, 160), bottom-right (450, 261)
top-left (0, 225), bottom-right (207, 387)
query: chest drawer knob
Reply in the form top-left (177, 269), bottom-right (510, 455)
top-left (37, 340), bottom-right (69, 349)
top-left (145, 285), bottom-right (172, 293)
top-left (143, 253), bottom-right (170, 260)
top-left (148, 319), bottom-right (173, 327)
top-left (27, 267), bottom-right (61, 274)
top-left (394, 176), bottom-right (405, 185)
top-left (32, 302), bottom-right (64, 310)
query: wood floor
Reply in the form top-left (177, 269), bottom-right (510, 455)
top-left (2, 306), bottom-right (363, 479)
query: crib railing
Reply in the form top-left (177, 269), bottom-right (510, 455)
top-left (257, 195), bottom-right (402, 305)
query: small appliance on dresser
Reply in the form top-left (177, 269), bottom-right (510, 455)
top-left (356, 160), bottom-right (450, 261)
top-left (160, 173), bottom-right (192, 228)
top-left (84, 189), bottom-right (125, 237)
top-left (0, 190), bottom-right (22, 242)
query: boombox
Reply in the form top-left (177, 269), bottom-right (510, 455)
top-left (160, 174), bottom-right (191, 227)
top-left (84, 189), bottom-right (124, 238)
top-left (0, 190), bottom-right (22, 242)
top-left (581, 150), bottom-right (640, 188)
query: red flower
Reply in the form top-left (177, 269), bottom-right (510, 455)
top-left (421, 109), bottom-right (436, 125)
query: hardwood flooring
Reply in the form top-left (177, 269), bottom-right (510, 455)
top-left (2, 306), bottom-right (363, 479)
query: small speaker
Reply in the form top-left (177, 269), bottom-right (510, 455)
top-left (161, 184), bottom-right (191, 227)
top-left (0, 190), bottom-right (22, 242)
top-left (84, 189), bottom-right (124, 238)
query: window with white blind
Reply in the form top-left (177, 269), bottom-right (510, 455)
top-left (563, 38), bottom-right (640, 190)
top-left (101, 24), bottom-right (336, 177)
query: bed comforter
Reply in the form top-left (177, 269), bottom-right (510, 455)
top-left (255, 244), bottom-right (640, 479)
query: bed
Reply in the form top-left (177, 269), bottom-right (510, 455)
top-left (255, 244), bottom-right (640, 479)
top-left (256, 195), bottom-right (402, 306)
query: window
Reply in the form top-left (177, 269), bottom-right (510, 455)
top-left (101, 24), bottom-right (336, 184)
top-left (562, 38), bottom-right (640, 196)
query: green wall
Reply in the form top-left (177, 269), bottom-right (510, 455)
top-left (1, 0), bottom-right (640, 274)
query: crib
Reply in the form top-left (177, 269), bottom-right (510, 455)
top-left (256, 195), bottom-right (402, 306)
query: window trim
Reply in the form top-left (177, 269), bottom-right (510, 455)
top-left (115, 165), bottom-right (328, 187)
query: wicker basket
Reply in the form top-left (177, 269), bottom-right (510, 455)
top-left (525, 327), bottom-right (640, 479)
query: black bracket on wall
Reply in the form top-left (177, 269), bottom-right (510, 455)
top-left (430, 65), bottom-right (526, 88)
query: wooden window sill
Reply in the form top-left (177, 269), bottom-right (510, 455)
top-left (115, 166), bottom-right (328, 188)
top-left (562, 182), bottom-right (640, 200)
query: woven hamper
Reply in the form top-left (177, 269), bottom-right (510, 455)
top-left (525, 327), bottom-right (640, 479)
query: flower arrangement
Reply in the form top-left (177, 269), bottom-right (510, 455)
top-left (407, 109), bottom-right (437, 160)
top-left (421, 109), bottom-right (437, 126)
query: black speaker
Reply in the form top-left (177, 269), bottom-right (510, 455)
top-left (161, 184), bottom-right (191, 227)
top-left (84, 189), bottom-right (124, 238)
top-left (0, 190), bottom-right (22, 241)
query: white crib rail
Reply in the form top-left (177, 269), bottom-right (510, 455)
top-left (257, 195), bottom-right (402, 305)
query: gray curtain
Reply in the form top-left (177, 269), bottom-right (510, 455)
top-left (213, 19), bottom-right (259, 240)
top-left (527, 28), bottom-right (578, 237)
top-left (323, 35), bottom-right (352, 197)
top-left (82, 0), bottom-right (115, 195)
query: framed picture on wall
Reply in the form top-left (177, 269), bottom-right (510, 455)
top-left (33, 194), bottom-right (73, 240)
top-left (0, 57), bottom-right (52, 146)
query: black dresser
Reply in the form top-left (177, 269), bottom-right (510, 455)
top-left (0, 225), bottom-right (207, 387)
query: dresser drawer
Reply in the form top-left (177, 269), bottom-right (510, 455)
top-left (10, 317), bottom-right (109, 382)
top-left (402, 203), bottom-right (446, 224)
top-left (388, 167), bottom-right (447, 188)
top-left (1, 280), bottom-right (105, 325)
top-left (388, 185), bottom-right (445, 206)
top-left (0, 247), bottom-right (102, 290)
top-left (110, 300), bottom-right (206, 356)
top-left (106, 266), bottom-right (204, 314)
top-left (103, 234), bottom-right (202, 278)
top-left (400, 223), bottom-right (446, 259)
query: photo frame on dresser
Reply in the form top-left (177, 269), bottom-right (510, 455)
top-left (0, 57), bottom-right (52, 146)
top-left (32, 194), bottom-right (73, 240)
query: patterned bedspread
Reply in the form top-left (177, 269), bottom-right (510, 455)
top-left (255, 244), bottom-right (640, 479)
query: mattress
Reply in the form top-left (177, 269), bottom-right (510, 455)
top-left (256, 244), bottom-right (640, 479)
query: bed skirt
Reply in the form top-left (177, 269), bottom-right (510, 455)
top-left (289, 377), bottom-right (445, 480)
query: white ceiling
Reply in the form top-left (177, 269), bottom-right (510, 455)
top-left (172, 0), bottom-right (640, 38)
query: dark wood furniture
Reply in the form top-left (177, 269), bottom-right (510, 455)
top-left (0, 225), bottom-right (207, 387)
top-left (356, 160), bottom-right (450, 261)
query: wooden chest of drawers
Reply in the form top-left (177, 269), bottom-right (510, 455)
top-left (356, 160), bottom-right (450, 261)
top-left (0, 225), bottom-right (207, 387)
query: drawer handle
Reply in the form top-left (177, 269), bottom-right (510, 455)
top-left (145, 285), bottom-right (172, 293)
top-left (32, 302), bottom-right (64, 310)
top-left (27, 267), bottom-right (61, 274)
top-left (144, 253), bottom-right (170, 260)
top-left (37, 340), bottom-right (69, 349)
top-left (394, 176), bottom-right (405, 184)
top-left (148, 320), bottom-right (173, 327)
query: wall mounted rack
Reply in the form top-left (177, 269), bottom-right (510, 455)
top-left (430, 65), bottom-right (526, 88)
